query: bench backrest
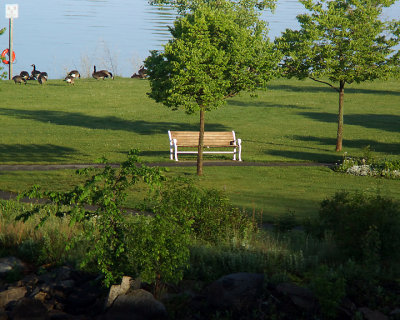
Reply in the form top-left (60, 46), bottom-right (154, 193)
top-left (169, 131), bottom-right (236, 147)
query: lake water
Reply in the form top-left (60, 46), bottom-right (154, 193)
top-left (1, 0), bottom-right (399, 79)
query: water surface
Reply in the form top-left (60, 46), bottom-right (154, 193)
top-left (0, 0), bottom-right (398, 79)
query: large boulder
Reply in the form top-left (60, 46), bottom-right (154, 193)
top-left (0, 257), bottom-right (25, 279)
top-left (0, 287), bottom-right (27, 308)
top-left (102, 289), bottom-right (167, 320)
top-left (276, 282), bottom-right (317, 312)
top-left (206, 272), bottom-right (265, 312)
top-left (9, 298), bottom-right (49, 320)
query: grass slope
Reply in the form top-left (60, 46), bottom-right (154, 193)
top-left (0, 77), bottom-right (399, 220)
top-left (1, 77), bottom-right (399, 164)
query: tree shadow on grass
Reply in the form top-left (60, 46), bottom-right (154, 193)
top-left (267, 84), bottom-right (400, 96)
top-left (298, 112), bottom-right (400, 133)
top-left (0, 108), bottom-right (228, 134)
top-left (292, 136), bottom-right (400, 155)
top-left (227, 100), bottom-right (308, 109)
top-left (265, 150), bottom-right (339, 163)
top-left (0, 144), bottom-right (79, 163)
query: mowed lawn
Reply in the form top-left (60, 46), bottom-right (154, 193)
top-left (0, 77), bottom-right (399, 220)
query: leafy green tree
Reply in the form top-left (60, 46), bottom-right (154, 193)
top-left (149, 0), bottom-right (276, 12)
top-left (145, 2), bottom-right (279, 175)
top-left (0, 28), bottom-right (7, 79)
top-left (275, 0), bottom-right (400, 151)
top-left (17, 150), bottom-right (165, 287)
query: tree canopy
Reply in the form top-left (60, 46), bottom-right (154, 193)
top-left (145, 2), bottom-right (279, 174)
top-left (275, 0), bottom-right (400, 151)
top-left (149, 0), bottom-right (276, 12)
top-left (0, 28), bottom-right (7, 79)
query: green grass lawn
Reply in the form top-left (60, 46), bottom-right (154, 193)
top-left (1, 77), bottom-right (399, 164)
top-left (0, 77), bottom-right (399, 220)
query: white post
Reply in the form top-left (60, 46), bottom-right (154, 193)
top-left (9, 18), bottom-right (13, 80)
top-left (6, 4), bottom-right (18, 79)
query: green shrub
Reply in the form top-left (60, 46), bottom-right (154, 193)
top-left (316, 191), bottom-right (400, 266)
top-left (147, 179), bottom-right (256, 246)
top-left (334, 148), bottom-right (400, 178)
top-left (125, 211), bottom-right (192, 294)
top-left (16, 149), bottom-right (165, 287)
top-left (309, 265), bottom-right (346, 320)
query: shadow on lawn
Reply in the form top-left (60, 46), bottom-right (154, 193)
top-left (0, 144), bottom-right (79, 162)
top-left (265, 150), bottom-right (338, 163)
top-left (228, 100), bottom-right (308, 109)
top-left (298, 112), bottom-right (400, 133)
top-left (0, 108), bottom-right (228, 134)
top-left (291, 136), bottom-right (400, 155)
top-left (267, 84), bottom-right (400, 96)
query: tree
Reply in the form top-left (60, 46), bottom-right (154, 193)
top-left (145, 2), bottom-right (279, 175)
top-left (0, 28), bottom-right (7, 79)
top-left (149, 0), bottom-right (276, 12)
top-left (275, 0), bottom-right (400, 151)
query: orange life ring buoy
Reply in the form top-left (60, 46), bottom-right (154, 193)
top-left (1, 49), bottom-right (16, 64)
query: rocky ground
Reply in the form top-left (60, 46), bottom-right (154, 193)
top-left (1, 256), bottom-right (397, 320)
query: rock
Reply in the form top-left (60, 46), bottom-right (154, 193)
top-left (0, 287), bottom-right (27, 308)
top-left (9, 298), bottom-right (49, 320)
top-left (103, 289), bottom-right (167, 320)
top-left (104, 276), bottom-right (132, 309)
top-left (359, 307), bottom-right (388, 320)
top-left (276, 282), bottom-right (317, 312)
top-left (65, 281), bottom-right (101, 311)
top-left (206, 272), bottom-right (265, 311)
top-left (0, 257), bottom-right (25, 278)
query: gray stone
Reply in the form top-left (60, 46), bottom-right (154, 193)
top-left (206, 272), bottom-right (265, 311)
top-left (0, 287), bottom-right (27, 308)
top-left (276, 282), bottom-right (316, 312)
top-left (105, 289), bottom-right (167, 320)
top-left (104, 276), bottom-right (132, 309)
top-left (0, 257), bottom-right (24, 277)
top-left (10, 298), bottom-right (49, 320)
top-left (359, 307), bottom-right (388, 320)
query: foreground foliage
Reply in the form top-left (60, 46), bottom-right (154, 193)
top-left (16, 150), bottom-right (165, 286)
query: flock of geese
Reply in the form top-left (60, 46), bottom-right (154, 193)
top-left (12, 65), bottom-right (147, 85)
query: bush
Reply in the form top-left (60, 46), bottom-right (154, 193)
top-left (334, 148), bottom-right (400, 179)
top-left (147, 179), bottom-right (256, 246)
top-left (316, 191), bottom-right (400, 267)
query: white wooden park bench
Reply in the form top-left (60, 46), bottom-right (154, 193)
top-left (168, 130), bottom-right (242, 161)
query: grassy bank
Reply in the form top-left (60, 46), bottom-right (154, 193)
top-left (0, 77), bottom-right (399, 164)
top-left (1, 165), bottom-right (399, 221)
top-left (1, 77), bottom-right (399, 220)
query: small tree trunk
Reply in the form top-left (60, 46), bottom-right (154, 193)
top-left (336, 81), bottom-right (345, 152)
top-left (197, 107), bottom-right (205, 176)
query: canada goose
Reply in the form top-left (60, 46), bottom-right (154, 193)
top-left (130, 73), bottom-right (141, 79)
top-left (31, 64), bottom-right (41, 79)
top-left (131, 66), bottom-right (147, 79)
top-left (20, 71), bottom-right (30, 80)
top-left (138, 66), bottom-right (147, 78)
top-left (39, 72), bottom-right (48, 80)
top-left (68, 70), bottom-right (80, 78)
top-left (12, 75), bottom-right (27, 84)
top-left (92, 65), bottom-right (113, 80)
top-left (38, 73), bottom-right (47, 85)
top-left (64, 75), bottom-right (75, 85)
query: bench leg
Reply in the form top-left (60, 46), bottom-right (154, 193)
top-left (238, 139), bottom-right (242, 161)
top-left (170, 144), bottom-right (174, 160)
top-left (173, 139), bottom-right (179, 161)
